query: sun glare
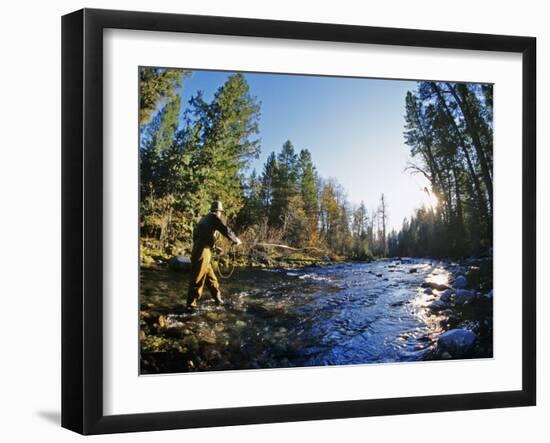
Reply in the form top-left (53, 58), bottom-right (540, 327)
top-left (429, 193), bottom-right (439, 209)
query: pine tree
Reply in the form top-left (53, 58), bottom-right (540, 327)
top-left (260, 152), bottom-right (279, 225)
top-left (140, 95), bottom-right (183, 246)
top-left (237, 169), bottom-right (264, 229)
top-left (185, 73), bottom-right (261, 220)
top-left (298, 149), bottom-right (319, 243)
top-left (139, 72), bottom-right (261, 256)
top-left (351, 202), bottom-right (371, 259)
top-left (139, 68), bottom-right (185, 125)
top-left (271, 140), bottom-right (299, 230)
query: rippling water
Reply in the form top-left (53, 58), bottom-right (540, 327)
top-left (140, 258), bottom-right (479, 373)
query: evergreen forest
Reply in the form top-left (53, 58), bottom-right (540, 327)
top-left (139, 68), bottom-right (493, 264)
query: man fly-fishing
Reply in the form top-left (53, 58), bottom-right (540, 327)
top-left (186, 200), bottom-right (241, 311)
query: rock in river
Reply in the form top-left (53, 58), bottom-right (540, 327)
top-left (168, 255), bottom-right (192, 272)
top-left (454, 289), bottom-right (476, 305)
top-left (437, 329), bottom-right (477, 357)
top-left (453, 275), bottom-right (468, 289)
top-left (440, 289), bottom-right (455, 303)
top-left (422, 281), bottom-right (450, 291)
top-left (429, 299), bottom-right (448, 311)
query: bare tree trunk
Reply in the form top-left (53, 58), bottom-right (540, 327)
top-left (446, 83), bottom-right (493, 215)
top-left (408, 96), bottom-right (450, 224)
top-left (429, 82), bottom-right (490, 226)
top-left (378, 194), bottom-right (388, 257)
top-left (452, 166), bottom-right (465, 255)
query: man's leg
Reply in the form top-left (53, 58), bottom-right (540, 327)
top-left (205, 264), bottom-right (223, 305)
top-left (187, 248), bottom-right (210, 308)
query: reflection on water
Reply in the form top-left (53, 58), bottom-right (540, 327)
top-left (140, 258), bottom-right (487, 373)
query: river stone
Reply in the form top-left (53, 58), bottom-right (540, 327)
top-left (249, 249), bottom-right (273, 266)
top-left (453, 275), bottom-right (468, 289)
top-left (424, 288), bottom-right (433, 295)
top-left (165, 327), bottom-right (188, 339)
top-left (182, 335), bottom-right (199, 351)
top-left (409, 268), bottom-right (418, 273)
top-left (168, 255), bottom-right (192, 272)
top-left (157, 315), bottom-right (166, 328)
top-left (454, 289), bottom-right (476, 305)
top-left (201, 333), bottom-right (217, 345)
top-left (247, 304), bottom-right (275, 318)
top-left (429, 300), bottom-right (448, 311)
top-left (422, 281), bottom-right (451, 291)
top-left (440, 289), bottom-right (455, 303)
top-left (437, 329), bottom-right (476, 357)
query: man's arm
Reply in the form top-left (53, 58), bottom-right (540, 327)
top-left (213, 216), bottom-right (240, 245)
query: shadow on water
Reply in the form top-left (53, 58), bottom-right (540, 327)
top-left (140, 258), bottom-right (492, 374)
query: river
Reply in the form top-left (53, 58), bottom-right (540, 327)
top-left (140, 258), bottom-right (492, 374)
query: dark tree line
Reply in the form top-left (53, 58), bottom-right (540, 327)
top-left (389, 81), bottom-right (493, 258)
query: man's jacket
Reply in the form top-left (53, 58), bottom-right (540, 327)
top-left (192, 212), bottom-right (239, 250)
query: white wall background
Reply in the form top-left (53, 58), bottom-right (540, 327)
top-left (0, 0), bottom-right (546, 441)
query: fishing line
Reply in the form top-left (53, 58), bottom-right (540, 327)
top-left (213, 244), bottom-right (237, 279)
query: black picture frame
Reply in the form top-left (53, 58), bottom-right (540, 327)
top-left (61, 8), bottom-right (536, 435)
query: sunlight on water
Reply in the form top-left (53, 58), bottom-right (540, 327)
top-left (410, 265), bottom-right (452, 341)
top-left (425, 267), bottom-right (451, 287)
top-left (140, 259), bottom-right (492, 373)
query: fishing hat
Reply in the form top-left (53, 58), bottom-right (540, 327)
top-left (210, 200), bottom-right (224, 212)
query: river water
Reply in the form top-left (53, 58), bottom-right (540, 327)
top-left (140, 258), bottom-right (489, 373)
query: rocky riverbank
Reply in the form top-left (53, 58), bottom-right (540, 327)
top-left (419, 257), bottom-right (493, 360)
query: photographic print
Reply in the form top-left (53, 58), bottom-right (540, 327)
top-left (138, 67), bottom-right (494, 375)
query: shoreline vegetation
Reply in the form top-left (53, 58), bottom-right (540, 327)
top-left (141, 239), bottom-right (346, 271)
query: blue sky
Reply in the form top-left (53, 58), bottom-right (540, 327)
top-left (178, 70), bottom-right (432, 231)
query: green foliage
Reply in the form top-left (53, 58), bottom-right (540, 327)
top-left (351, 202), bottom-right (372, 259)
top-left (186, 73), bottom-right (261, 219)
top-left (260, 152), bottom-right (278, 225)
top-left (270, 140), bottom-right (300, 228)
top-left (236, 170), bottom-right (264, 229)
top-left (298, 149), bottom-right (319, 240)
top-left (139, 68), bottom-right (186, 125)
top-left (140, 73), bottom-right (261, 259)
top-left (139, 70), bottom-right (491, 264)
top-left (138, 68), bottom-right (381, 261)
